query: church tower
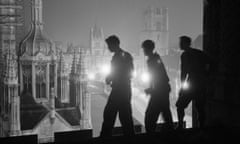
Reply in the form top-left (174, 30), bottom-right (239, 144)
top-left (19, 0), bottom-right (57, 103)
top-left (140, 7), bottom-right (169, 56)
top-left (90, 24), bottom-right (105, 55)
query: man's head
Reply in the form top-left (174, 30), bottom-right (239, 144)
top-left (141, 40), bottom-right (155, 56)
top-left (105, 35), bottom-right (120, 53)
top-left (179, 36), bottom-right (192, 51)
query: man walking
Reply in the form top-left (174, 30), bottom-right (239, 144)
top-left (100, 35), bottom-right (135, 137)
top-left (176, 36), bottom-right (210, 129)
top-left (141, 40), bottom-right (173, 133)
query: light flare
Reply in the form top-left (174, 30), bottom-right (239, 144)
top-left (101, 64), bottom-right (111, 75)
top-left (181, 81), bottom-right (189, 90)
top-left (87, 72), bottom-right (95, 80)
top-left (141, 72), bottom-right (150, 83)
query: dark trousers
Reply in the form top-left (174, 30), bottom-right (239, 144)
top-left (176, 86), bottom-right (206, 128)
top-left (145, 91), bottom-right (173, 133)
top-left (194, 94), bottom-right (206, 128)
top-left (100, 88), bottom-right (135, 137)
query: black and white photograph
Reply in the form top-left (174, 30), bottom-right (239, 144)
top-left (0, 0), bottom-right (239, 143)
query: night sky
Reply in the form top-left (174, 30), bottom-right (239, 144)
top-left (43, 0), bottom-right (202, 52)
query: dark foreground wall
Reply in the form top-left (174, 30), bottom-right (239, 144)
top-left (204, 0), bottom-right (240, 127)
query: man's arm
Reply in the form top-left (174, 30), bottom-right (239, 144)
top-left (106, 57), bottom-right (114, 85)
top-left (144, 59), bottom-right (156, 95)
top-left (126, 52), bottom-right (134, 79)
top-left (129, 54), bottom-right (134, 78)
top-left (181, 53), bottom-right (189, 82)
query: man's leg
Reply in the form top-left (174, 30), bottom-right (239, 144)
top-left (100, 95), bottom-right (118, 137)
top-left (162, 106), bottom-right (174, 130)
top-left (118, 100), bottom-right (135, 136)
top-left (161, 93), bottom-right (174, 130)
top-left (176, 92), bottom-right (192, 129)
top-left (195, 93), bottom-right (206, 128)
top-left (144, 98), bottom-right (160, 133)
top-left (176, 107), bottom-right (185, 129)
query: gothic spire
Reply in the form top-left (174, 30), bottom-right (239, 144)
top-left (58, 51), bottom-right (67, 76)
top-left (70, 48), bottom-right (78, 75)
top-left (32, 0), bottom-right (43, 29)
top-left (76, 48), bottom-right (85, 77)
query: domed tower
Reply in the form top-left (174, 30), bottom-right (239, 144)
top-left (19, 0), bottom-right (57, 103)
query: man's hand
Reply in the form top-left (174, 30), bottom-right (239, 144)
top-left (105, 76), bottom-right (112, 85)
top-left (144, 88), bottom-right (153, 95)
top-left (178, 89), bottom-right (183, 97)
top-left (178, 88), bottom-right (187, 97)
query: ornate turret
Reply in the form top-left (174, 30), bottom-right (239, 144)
top-left (77, 48), bottom-right (84, 77)
top-left (77, 49), bottom-right (92, 129)
top-left (20, 0), bottom-right (53, 57)
top-left (57, 51), bottom-right (69, 103)
top-left (76, 49), bottom-right (84, 120)
top-left (70, 48), bottom-right (78, 76)
top-left (58, 51), bottom-right (68, 77)
top-left (2, 49), bottom-right (20, 136)
top-left (19, 0), bottom-right (57, 102)
top-left (69, 49), bottom-right (78, 106)
top-left (0, 0), bottom-right (22, 137)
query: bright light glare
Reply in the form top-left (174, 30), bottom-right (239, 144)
top-left (182, 81), bottom-right (189, 90)
top-left (101, 64), bottom-right (111, 75)
top-left (88, 72), bottom-right (95, 80)
top-left (141, 72), bottom-right (150, 83)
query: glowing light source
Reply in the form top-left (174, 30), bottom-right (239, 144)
top-left (141, 72), bottom-right (150, 83)
top-left (88, 72), bottom-right (95, 80)
top-left (181, 81), bottom-right (189, 90)
top-left (181, 74), bottom-right (189, 90)
top-left (101, 64), bottom-right (111, 75)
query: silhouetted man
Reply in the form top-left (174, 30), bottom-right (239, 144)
top-left (100, 35), bottom-right (135, 137)
top-left (141, 40), bottom-right (173, 133)
top-left (176, 36), bottom-right (210, 129)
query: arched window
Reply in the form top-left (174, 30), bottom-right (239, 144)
top-left (35, 64), bottom-right (46, 99)
top-left (22, 65), bottom-right (32, 94)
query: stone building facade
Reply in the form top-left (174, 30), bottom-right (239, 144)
top-left (0, 0), bottom-right (92, 143)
